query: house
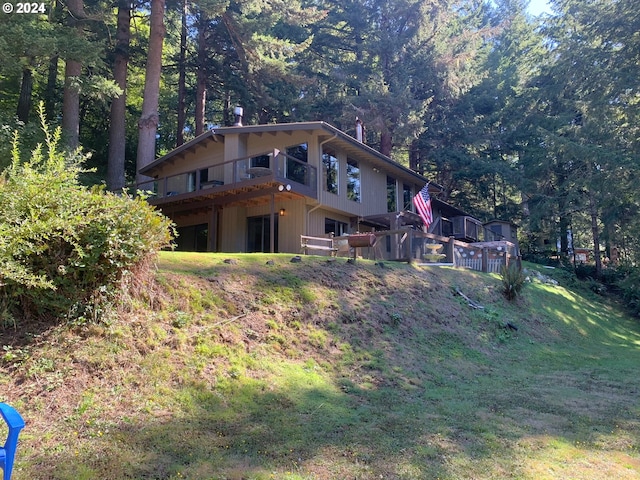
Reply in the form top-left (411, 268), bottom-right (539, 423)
top-left (138, 120), bottom-right (487, 256)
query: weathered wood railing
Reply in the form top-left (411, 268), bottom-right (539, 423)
top-left (335, 229), bottom-right (518, 273)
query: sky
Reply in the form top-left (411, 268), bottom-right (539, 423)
top-left (527, 0), bottom-right (553, 16)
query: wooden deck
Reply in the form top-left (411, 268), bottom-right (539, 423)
top-left (335, 229), bottom-right (519, 273)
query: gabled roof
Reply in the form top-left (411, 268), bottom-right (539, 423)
top-left (139, 121), bottom-right (443, 192)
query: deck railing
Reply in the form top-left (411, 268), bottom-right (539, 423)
top-left (138, 149), bottom-right (317, 199)
top-left (336, 229), bottom-right (518, 273)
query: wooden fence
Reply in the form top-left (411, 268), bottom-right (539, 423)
top-left (335, 229), bottom-right (519, 273)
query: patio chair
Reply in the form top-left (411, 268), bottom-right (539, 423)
top-left (0, 403), bottom-right (25, 480)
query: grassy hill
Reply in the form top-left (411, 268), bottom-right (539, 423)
top-left (2, 252), bottom-right (640, 479)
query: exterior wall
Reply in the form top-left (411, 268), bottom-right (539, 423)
top-left (156, 144), bottom-right (225, 179)
top-left (219, 205), bottom-right (246, 252)
top-left (244, 200), bottom-right (306, 254)
top-left (306, 207), bottom-right (353, 238)
top-left (316, 149), bottom-right (404, 217)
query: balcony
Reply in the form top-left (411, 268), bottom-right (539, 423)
top-left (138, 149), bottom-right (317, 207)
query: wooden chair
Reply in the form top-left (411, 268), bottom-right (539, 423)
top-left (0, 403), bottom-right (25, 480)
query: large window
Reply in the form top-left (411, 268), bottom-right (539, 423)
top-left (403, 184), bottom-right (412, 211)
top-left (387, 176), bottom-right (397, 212)
top-left (287, 143), bottom-right (308, 162)
top-left (325, 217), bottom-right (348, 236)
top-left (286, 143), bottom-right (308, 184)
top-left (176, 224), bottom-right (208, 252)
top-left (347, 158), bottom-right (361, 202)
top-left (322, 151), bottom-right (339, 194)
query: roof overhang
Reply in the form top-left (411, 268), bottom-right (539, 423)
top-left (140, 130), bottom-right (223, 175)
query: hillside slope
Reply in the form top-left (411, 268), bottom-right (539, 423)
top-left (2, 252), bottom-right (640, 479)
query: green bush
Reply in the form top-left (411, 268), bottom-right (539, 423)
top-left (501, 263), bottom-right (525, 301)
top-left (618, 268), bottom-right (640, 318)
top-left (0, 109), bottom-right (173, 321)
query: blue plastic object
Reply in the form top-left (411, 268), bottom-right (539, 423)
top-left (0, 403), bottom-right (25, 480)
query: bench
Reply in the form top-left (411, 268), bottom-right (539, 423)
top-left (300, 235), bottom-right (339, 256)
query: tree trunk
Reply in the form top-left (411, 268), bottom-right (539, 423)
top-left (136, 0), bottom-right (166, 184)
top-left (107, 0), bottom-right (131, 192)
top-left (16, 66), bottom-right (34, 123)
top-left (176, 0), bottom-right (187, 146)
top-left (223, 91), bottom-right (231, 126)
top-left (195, 12), bottom-right (207, 136)
top-left (588, 188), bottom-right (603, 278)
top-left (62, 59), bottom-right (82, 149)
top-left (62, 0), bottom-right (86, 149)
top-left (380, 130), bottom-right (392, 157)
top-left (45, 56), bottom-right (59, 122)
top-left (409, 139), bottom-right (419, 172)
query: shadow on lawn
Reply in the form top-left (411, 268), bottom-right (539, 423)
top-left (21, 257), bottom-right (640, 479)
top-left (30, 378), bottom-right (478, 479)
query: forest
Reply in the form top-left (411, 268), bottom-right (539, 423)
top-left (0, 0), bottom-right (638, 276)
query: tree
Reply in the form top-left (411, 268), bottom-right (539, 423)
top-left (525, 0), bottom-right (640, 272)
top-left (61, 0), bottom-right (87, 149)
top-left (107, 0), bottom-right (131, 191)
top-left (136, 0), bottom-right (166, 183)
top-left (0, 12), bottom-right (59, 123)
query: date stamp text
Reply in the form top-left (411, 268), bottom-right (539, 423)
top-left (3, 2), bottom-right (47, 14)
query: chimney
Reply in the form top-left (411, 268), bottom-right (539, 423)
top-left (355, 117), bottom-right (364, 143)
top-left (233, 106), bottom-right (243, 126)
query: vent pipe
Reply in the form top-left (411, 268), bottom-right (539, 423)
top-left (233, 106), bottom-right (243, 126)
top-left (355, 117), bottom-right (364, 143)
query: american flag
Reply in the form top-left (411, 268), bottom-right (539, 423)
top-left (413, 184), bottom-right (433, 230)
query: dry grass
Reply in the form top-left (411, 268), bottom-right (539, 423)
top-left (1, 253), bottom-right (639, 479)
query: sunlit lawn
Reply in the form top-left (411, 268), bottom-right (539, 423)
top-left (4, 253), bottom-right (640, 479)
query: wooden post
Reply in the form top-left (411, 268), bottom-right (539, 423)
top-left (448, 236), bottom-right (455, 265)
top-left (208, 205), bottom-right (219, 252)
top-left (408, 229), bottom-right (414, 264)
top-left (270, 193), bottom-right (275, 253)
top-left (482, 247), bottom-right (488, 273)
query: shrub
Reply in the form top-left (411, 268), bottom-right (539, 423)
top-left (0, 108), bottom-right (173, 321)
top-left (618, 268), bottom-right (640, 318)
top-left (501, 263), bottom-right (525, 301)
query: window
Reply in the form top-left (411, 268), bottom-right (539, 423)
top-left (286, 143), bottom-right (308, 184)
top-left (287, 143), bottom-right (308, 162)
top-left (347, 158), bottom-right (361, 202)
top-left (403, 184), bottom-right (412, 211)
top-left (251, 154), bottom-right (270, 168)
top-left (325, 217), bottom-right (348, 236)
top-left (175, 224), bottom-right (208, 252)
top-left (322, 151), bottom-right (339, 194)
top-left (490, 224), bottom-right (505, 241)
top-left (387, 176), bottom-right (397, 212)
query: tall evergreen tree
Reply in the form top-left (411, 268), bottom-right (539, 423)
top-left (529, 0), bottom-right (640, 270)
top-left (136, 0), bottom-right (166, 183)
top-left (107, 0), bottom-right (131, 191)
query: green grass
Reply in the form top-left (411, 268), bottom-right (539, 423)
top-left (2, 253), bottom-right (640, 479)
